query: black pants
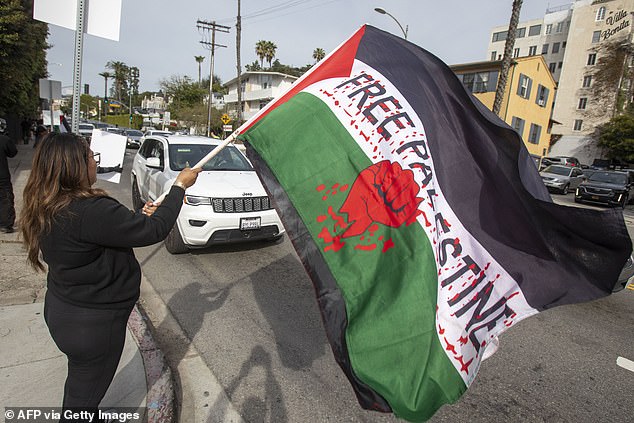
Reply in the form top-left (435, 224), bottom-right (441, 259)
top-left (44, 291), bottom-right (132, 414)
top-left (0, 179), bottom-right (14, 229)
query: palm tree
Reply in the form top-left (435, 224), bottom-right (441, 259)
top-left (195, 55), bottom-right (205, 85)
top-left (99, 71), bottom-right (112, 112)
top-left (106, 60), bottom-right (129, 104)
top-left (264, 41), bottom-right (277, 68)
top-left (493, 0), bottom-right (523, 116)
top-left (312, 47), bottom-right (325, 63)
top-left (255, 40), bottom-right (267, 68)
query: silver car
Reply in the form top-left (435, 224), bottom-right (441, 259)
top-left (540, 165), bottom-right (586, 194)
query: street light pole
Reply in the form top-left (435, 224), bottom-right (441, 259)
top-left (374, 7), bottom-right (408, 40)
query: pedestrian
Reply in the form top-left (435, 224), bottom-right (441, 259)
top-left (21, 118), bottom-right (31, 144)
top-left (33, 125), bottom-right (48, 149)
top-left (0, 118), bottom-right (18, 233)
top-left (19, 132), bottom-right (201, 419)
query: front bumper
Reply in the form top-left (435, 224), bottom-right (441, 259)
top-left (177, 204), bottom-right (285, 247)
top-left (575, 187), bottom-right (624, 206)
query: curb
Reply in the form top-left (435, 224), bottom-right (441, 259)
top-left (128, 304), bottom-right (175, 423)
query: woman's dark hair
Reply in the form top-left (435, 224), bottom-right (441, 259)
top-left (20, 133), bottom-right (106, 271)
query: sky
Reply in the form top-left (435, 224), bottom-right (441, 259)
top-left (42, 0), bottom-right (572, 95)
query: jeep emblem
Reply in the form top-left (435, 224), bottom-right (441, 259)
top-left (242, 192), bottom-right (253, 197)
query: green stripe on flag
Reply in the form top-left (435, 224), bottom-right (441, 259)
top-left (241, 92), bottom-right (466, 420)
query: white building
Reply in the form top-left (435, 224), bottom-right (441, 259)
top-left (141, 93), bottom-right (167, 111)
top-left (224, 71), bottom-right (298, 121)
top-left (487, 0), bottom-right (634, 163)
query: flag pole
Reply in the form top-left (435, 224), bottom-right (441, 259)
top-left (152, 132), bottom-right (238, 204)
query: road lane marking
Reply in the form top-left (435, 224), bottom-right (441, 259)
top-left (617, 357), bottom-right (634, 373)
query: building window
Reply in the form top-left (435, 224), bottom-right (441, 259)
top-left (545, 24), bottom-right (552, 34)
top-left (490, 51), bottom-right (497, 61)
top-left (542, 44), bottom-right (549, 54)
top-left (556, 22), bottom-right (564, 33)
top-left (596, 6), bottom-right (606, 21)
top-left (517, 73), bottom-right (532, 99)
top-left (578, 97), bottom-right (588, 109)
top-left (528, 46), bottom-right (537, 56)
top-left (513, 47), bottom-right (520, 58)
top-left (574, 119), bottom-right (583, 131)
top-left (552, 42), bottom-right (560, 54)
top-left (516, 27), bottom-right (526, 38)
top-left (536, 85), bottom-right (550, 107)
top-left (492, 31), bottom-right (507, 42)
top-left (511, 116), bottom-right (525, 137)
top-left (562, 41), bottom-right (566, 49)
top-left (587, 53), bottom-right (597, 65)
top-left (558, 62), bottom-right (563, 69)
top-left (461, 71), bottom-right (498, 93)
top-left (592, 31), bottom-right (601, 43)
top-left (529, 24), bottom-right (542, 36)
top-left (582, 75), bottom-right (592, 87)
top-left (528, 123), bottom-right (542, 144)
top-left (549, 62), bottom-right (557, 73)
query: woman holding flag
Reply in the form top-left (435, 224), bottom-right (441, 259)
top-left (19, 132), bottom-right (200, 417)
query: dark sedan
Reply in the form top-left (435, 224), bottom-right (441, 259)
top-left (575, 171), bottom-right (633, 208)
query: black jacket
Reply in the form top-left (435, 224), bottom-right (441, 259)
top-left (40, 185), bottom-right (185, 309)
top-left (0, 134), bottom-right (17, 181)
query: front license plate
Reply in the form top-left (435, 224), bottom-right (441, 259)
top-left (240, 217), bottom-right (261, 230)
top-left (591, 195), bottom-right (600, 200)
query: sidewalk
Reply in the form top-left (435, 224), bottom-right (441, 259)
top-left (0, 143), bottom-right (173, 421)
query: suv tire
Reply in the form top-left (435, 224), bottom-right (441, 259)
top-left (132, 177), bottom-right (144, 211)
top-left (165, 223), bottom-right (189, 254)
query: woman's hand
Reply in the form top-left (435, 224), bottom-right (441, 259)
top-left (142, 201), bottom-right (159, 216)
top-left (175, 167), bottom-right (202, 189)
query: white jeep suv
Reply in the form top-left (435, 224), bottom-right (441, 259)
top-left (131, 134), bottom-right (285, 253)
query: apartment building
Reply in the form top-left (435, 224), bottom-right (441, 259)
top-left (487, 0), bottom-right (634, 163)
top-left (224, 71), bottom-right (298, 121)
top-left (451, 55), bottom-right (556, 158)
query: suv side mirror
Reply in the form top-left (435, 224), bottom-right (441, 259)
top-left (146, 157), bottom-right (162, 170)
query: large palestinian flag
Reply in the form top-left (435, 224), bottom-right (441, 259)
top-left (237, 25), bottom-right (632, 421)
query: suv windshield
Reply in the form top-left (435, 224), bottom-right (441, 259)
top-left (169, 144), bottom-right (253, 171)
top-left (126, 130), bottom-right (142, 136)
top-left (589, 172), bottom-right (627, 184)
top-left (543, 165), bottom-right (570, 176)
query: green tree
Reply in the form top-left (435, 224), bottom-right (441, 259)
top-left (0, 0), bottom-right (48, 118)
top-left (160, 75), bottom-right (223, 133)
top-left (312, 47), bottom-right (325, 63)
top-left (245, 61), bottom-right (262, 72)
top-left (596, 114), bottom-right (634, 162)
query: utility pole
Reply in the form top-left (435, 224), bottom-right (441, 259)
top-left (197, 19), bottom-right (230, 137)
top-left (236, 0), bottom-right (243, 125)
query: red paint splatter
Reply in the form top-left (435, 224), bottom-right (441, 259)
top-left (382, 238), bottom-right (395, 252)
top-left (355, 244), bottom-right (377, 251)
top-left (458, 336), bottom-right (468, 345)
top-left (359, 131), bottom-right (370, 142)
top-left (317, 184), bottom-right (326, 191)
top-left (340, 184), bottom-right (349, 192)
top-left (443, 337), bottom-right (457, 355)
top-left (438, 325), bottom-right (445, 335)
top-left (316, 215), bottom-right (327, 223)
top-left (457, 356), bottom-right (473, 374)
top-left (322, 196), bottom-right (328, 201)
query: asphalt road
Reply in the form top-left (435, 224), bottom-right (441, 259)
top-left (105, 150), bottom-right (634, 422)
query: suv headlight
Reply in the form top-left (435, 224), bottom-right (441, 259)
top-left (184, 195), bottom-right (211, 206)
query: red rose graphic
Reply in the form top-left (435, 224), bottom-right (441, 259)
top-left (340, 160), bottom-right (423, 238)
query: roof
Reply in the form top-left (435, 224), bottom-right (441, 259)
top-left (224, 71), bottom-right (298, 87)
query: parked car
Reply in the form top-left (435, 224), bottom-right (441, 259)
top-left (575, 170), bottom-right (634, 207)
top-left (540, 156), bottom-right (581, 170)
top-left (131, 135), bottom-right (285, 254)
top-left (105, 127), bottom-right (125, 135)
top-left (78, 123), bottom-right (95, 139)
top-left (124, 129), bottom-right (143, 148)
top-left (540, 165), bottom-right (585, 194)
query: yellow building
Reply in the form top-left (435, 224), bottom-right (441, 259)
top-left (451, 56), bottom-right (556, 159)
